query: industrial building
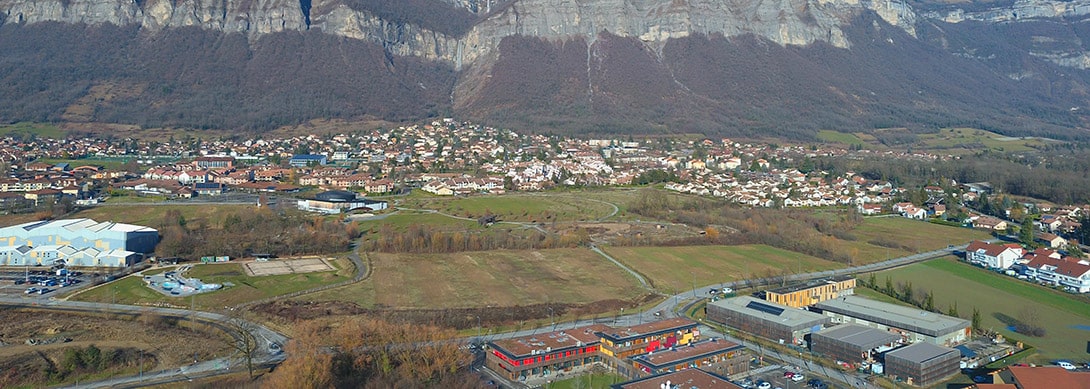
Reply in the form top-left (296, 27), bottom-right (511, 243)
top-left (883, 342), bottom-right (960, 386)
top-left (814, 296), bottom-right (971, 347)
top-left (296, 190), bottom-right (388, 214)
top-left (811, 324), bottom-right (899, 366)
top-left (0, 218), bottom-right (158, 267)
top-left (629, 338), bottom-right (748, 376)
top-left (611, 368), bottom-right (741, 389)
top-left (764, 276), bottom-right (856, 308)
top-left (486, 324), bottom-right (611, 381)
top-left (706, 296), bottom-right (829, 346)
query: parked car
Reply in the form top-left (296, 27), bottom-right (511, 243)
top-left (783, 371), bottom-right (796, 379)
top-left (791, 373), bottom-right (805, 382)
top-left (1056, 361), bottom-right (1076, 370)
top-left (24, 287), bottom-right (38, 294)
top-left (757, 381), bottom-right (771, 389)
top-left (37, 288), bottom-right (49, 294)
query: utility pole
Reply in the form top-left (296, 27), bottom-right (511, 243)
top-left (476, 315), bottom-right (481, 342)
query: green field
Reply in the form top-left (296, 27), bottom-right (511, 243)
top-left (301, 248), bottom-right (646, 309)
top-left (357, 211), bottom-right (481, 232)
top-left (816, 130), bottom-right (866, 146)
top-left (547, 372), bottom-right (627, 389)
top-left (400, 194), bottom-right (617, 223)
top-left (916, 128), bottom-right (1060, 153)
top-left (69, 261), bottom-right (351, 307)
top-left (602, 244), bottom-right (843, 292)
top-left (836, 217), bottom-right (993, 261)
top-left (870, 258), bottom-right (1090, 360)
top-left (0, 122), bottom-right (65, 139)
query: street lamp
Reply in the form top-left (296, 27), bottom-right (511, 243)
top-left (476, 315), bottom-right (481, 342)
top-left (691, 271), bottom-right (696, 298)
top-left (547, 306), bottom-right (554, 330)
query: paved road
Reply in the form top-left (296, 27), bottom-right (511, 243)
top-left (0, 297), bottom-right (287, 389)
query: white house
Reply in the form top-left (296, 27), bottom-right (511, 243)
top-left (965, 240), bottom-right (1023, 270)
top-left (1023, 254), bottom-right (1090, 293)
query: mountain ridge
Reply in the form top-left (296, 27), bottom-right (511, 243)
top-left (2, 0), bottom-right (1090, 138)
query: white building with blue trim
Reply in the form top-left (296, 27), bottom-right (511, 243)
top-left (0, 218), bottom-right (159, 267)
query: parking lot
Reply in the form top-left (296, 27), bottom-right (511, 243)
top-left (0, 268), bottom-right (98, 300)
top-left (733, 365), bottom-right (836, 389)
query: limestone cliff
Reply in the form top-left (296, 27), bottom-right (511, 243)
top-left (0, 0), bottom-right (918, 67)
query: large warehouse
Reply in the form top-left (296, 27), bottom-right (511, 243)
top-left (811, 324), bottom-right (900, 366)
top-left (814, 296), bottom-right (971, 347)
top-left (0, 218), bottom-right (159, 267)
top-left (707, 296), bottom-right (829, 346)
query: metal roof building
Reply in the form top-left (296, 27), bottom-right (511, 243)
top-left (884, 342), bottom-right (960, 386)
top-left (0, 218), bottom-right (158, 267)
top-left (706, 296), bottom-right (829, 345)
top-left (814, 296), bottom-right (971, 347)
top-left (811, 324), bottom-right (899, 365)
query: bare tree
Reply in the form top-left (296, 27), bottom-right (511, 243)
top-left (223, 310), bottom-right (261, 379)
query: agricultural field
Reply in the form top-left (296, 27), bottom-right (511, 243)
top-left (0, 122), bottom-right (65, 139)
top-left (915, 128), bottom-right (1061, 153)
top-left (869, 258), bottom-right (1090, 361)
top-left (68, 260), bottom-right (351, 308)
top-left (399, 193), bottom-right (617, 223)
top-left (71, 204), bottom-right (257, 228)
top-left (301, 248), bottom-right (646, 309)
top-left (816, 130), bottom-right (866, 146)
top-left (834, 217), bottom-right (993, 261)
top-left (602, 244), bottom-right (843, 292)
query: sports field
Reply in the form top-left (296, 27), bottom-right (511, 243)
top-left (871, 258), bottom-right (1090, 360)
top-left (302, 248), bottom-right (646, 309)
top-left (602, 244), bottom-right (843, 292)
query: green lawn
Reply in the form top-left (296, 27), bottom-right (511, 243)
top-left (915, 128), bottom-right (1060, 153)
top-left (547, 373), bottom-right (627, 389)
top-left (602, 244), bottom-right (843, 292)
top-left (357, 211), bottom-right (481, 232)
top-left (816, 130), bottom-right (865, 146)
top-left (72, 204), bottom-right (257, 228)
top-left (69, 262), bottom-right (350, 308)
top-left (869, 258), bottom-right (1090, 360)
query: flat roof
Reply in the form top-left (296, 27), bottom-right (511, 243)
top-left (815, 324), bottom-right (899, 350)
top-left (631, 338), bottom-right (743, 369)
top-left (708, 296), bottom-right (828, 330)
top-left (489, 324), bottom-right (609, 359)
top-left (612, 368), bottom-right (741, 389)
top-left (598, 318), bottom-right (697, 343)
top-left (814, 296), bottom-right (970, 337)
top-left (885, 342), bottom-right (958, 364)
top-left (766, 276), bottom-right (855, 295)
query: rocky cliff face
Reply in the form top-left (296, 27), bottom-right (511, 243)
top-left (0, 0), bottom-right (918, 66)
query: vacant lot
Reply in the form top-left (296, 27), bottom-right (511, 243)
top-left (72, 204), bottom-right (256, 229)
top-left (836, 217), bottom-right (992, 261)
top-left (69, 261), bottom-right (351, 308)
top-left (870, 258), bottom-right (1090, 360)
top-left (603, 244), bottom-right (843, 292)
top-left (0, 308), bottom-right (231, 388)
top-left (302, 248), bottom-right (645, 309)
top-left (402, 193), bottom-right (616, 222)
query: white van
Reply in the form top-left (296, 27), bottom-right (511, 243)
top-left (1057, 361), bottom-right (1076, 370)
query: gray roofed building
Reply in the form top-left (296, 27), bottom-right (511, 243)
top-left (811, 324), bottom-right (900, 364)
top-left (706, 296), bottom-right (829, 345)
top-left (884, 342), bottom-right (961, 386)
top-left (814, 296), bottom-right (971, 347)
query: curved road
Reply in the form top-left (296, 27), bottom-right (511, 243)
top-left (0, 297), bottom-right (287, 389)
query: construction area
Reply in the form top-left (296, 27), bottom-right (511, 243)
top-left (243, 257), bottom-right (335, 276)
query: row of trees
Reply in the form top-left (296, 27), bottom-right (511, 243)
top-left (155, 208), bottom-right (360, 259)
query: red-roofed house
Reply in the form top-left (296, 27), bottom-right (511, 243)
top-left (1034, 232), bottom-right (1067, 249)
top-left (1022, 255), bottom-right (1090, 293)
top-left (966, 241), bottom-right (1023, 270)
top-left (994, 365), bottom-right (1090, 389)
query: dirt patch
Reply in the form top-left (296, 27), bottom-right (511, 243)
top-left (0, 309), bottom-right (233, 387)
top-left (253, 293), bottom-right (662, 330)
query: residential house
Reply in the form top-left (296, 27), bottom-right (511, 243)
top-left (858, 204), bottom-right (883, 216)
top-left (1022, 255), bottom-right (1090, 293)
top-left (965, 241), bottom-right (1022, 270)
top-left (973, 216), bottom-right (1008, 231)
top-left (1035, 232), bottom-right (1067, 249)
